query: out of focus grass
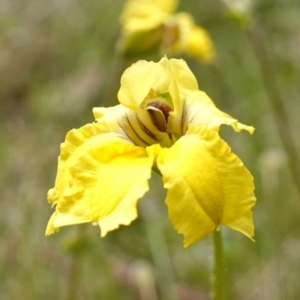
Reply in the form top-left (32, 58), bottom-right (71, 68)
top-left (1, 0), bottom-right (300, 299)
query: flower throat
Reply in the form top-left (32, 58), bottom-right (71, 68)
top-left (146, 100), bottom-right (173, 132)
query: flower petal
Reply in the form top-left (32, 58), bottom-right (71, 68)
top-left (47, 122), bottom-right (130, 206)
top-left (162, 57), bottom-right (198, 115)
top-left (120, 0), bottom-right (178, 33)
top-left (49, 142), bottom-right (153, 236)
top-left (167, 58), bottom-right (199, 93)
top-left (45, 212), bottom-right (60, 235)
top-left (183, 90), bottom-right (254, 134)
top-left (156, 125), bottom-right (256, 247)
top-left (174, 13), bottom-right (215, 63)
top-left (118, 60), bottom-right (166, 111)
top-left (160, 57), bottom-right (199, 134)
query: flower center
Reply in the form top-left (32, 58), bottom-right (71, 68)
top-left (146, 100), bottom-right (172, 132)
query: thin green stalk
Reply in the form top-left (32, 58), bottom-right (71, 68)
top-left (213, 229), bottom-right (224, 300)
top-left (247, 24), bottom-right (300, 200)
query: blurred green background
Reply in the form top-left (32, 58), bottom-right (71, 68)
top-left (1, 0), bottom-right (300, 299)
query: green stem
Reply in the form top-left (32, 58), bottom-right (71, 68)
top-left (213, 229), bottom-right (224, 300)
top-left (247, 24), bottom-right (300, 200)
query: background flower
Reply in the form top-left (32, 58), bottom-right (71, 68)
top-left (119, 0), bottom-right (215, 63)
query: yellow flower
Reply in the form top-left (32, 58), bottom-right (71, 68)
top-left (119, 0), bottom-right (215, 63)
top-left (46, 57), bottom-right (256, 247)
top-left (164, 13), bottom-right (215, 63)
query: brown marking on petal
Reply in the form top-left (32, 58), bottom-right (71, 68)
top-left (146, 101), bottom-right (172, 132)
top-left (136, 116), bottom-right (157, 140)
top-left (125, 113), bottom-right (150, 146)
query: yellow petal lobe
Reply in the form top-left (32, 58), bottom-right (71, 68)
top-left (47, 122), bottom-right (130, 206)
top-left (51, 143), bottom-right (153, 236)
top-left (45, 212), bottom-right (60, 236)
top-left (183, 91), bottom-right (254, 134)
top-left (118, 60), bottom-right (163, 111)
top-left (157, 125), bottom-right (256, 247)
